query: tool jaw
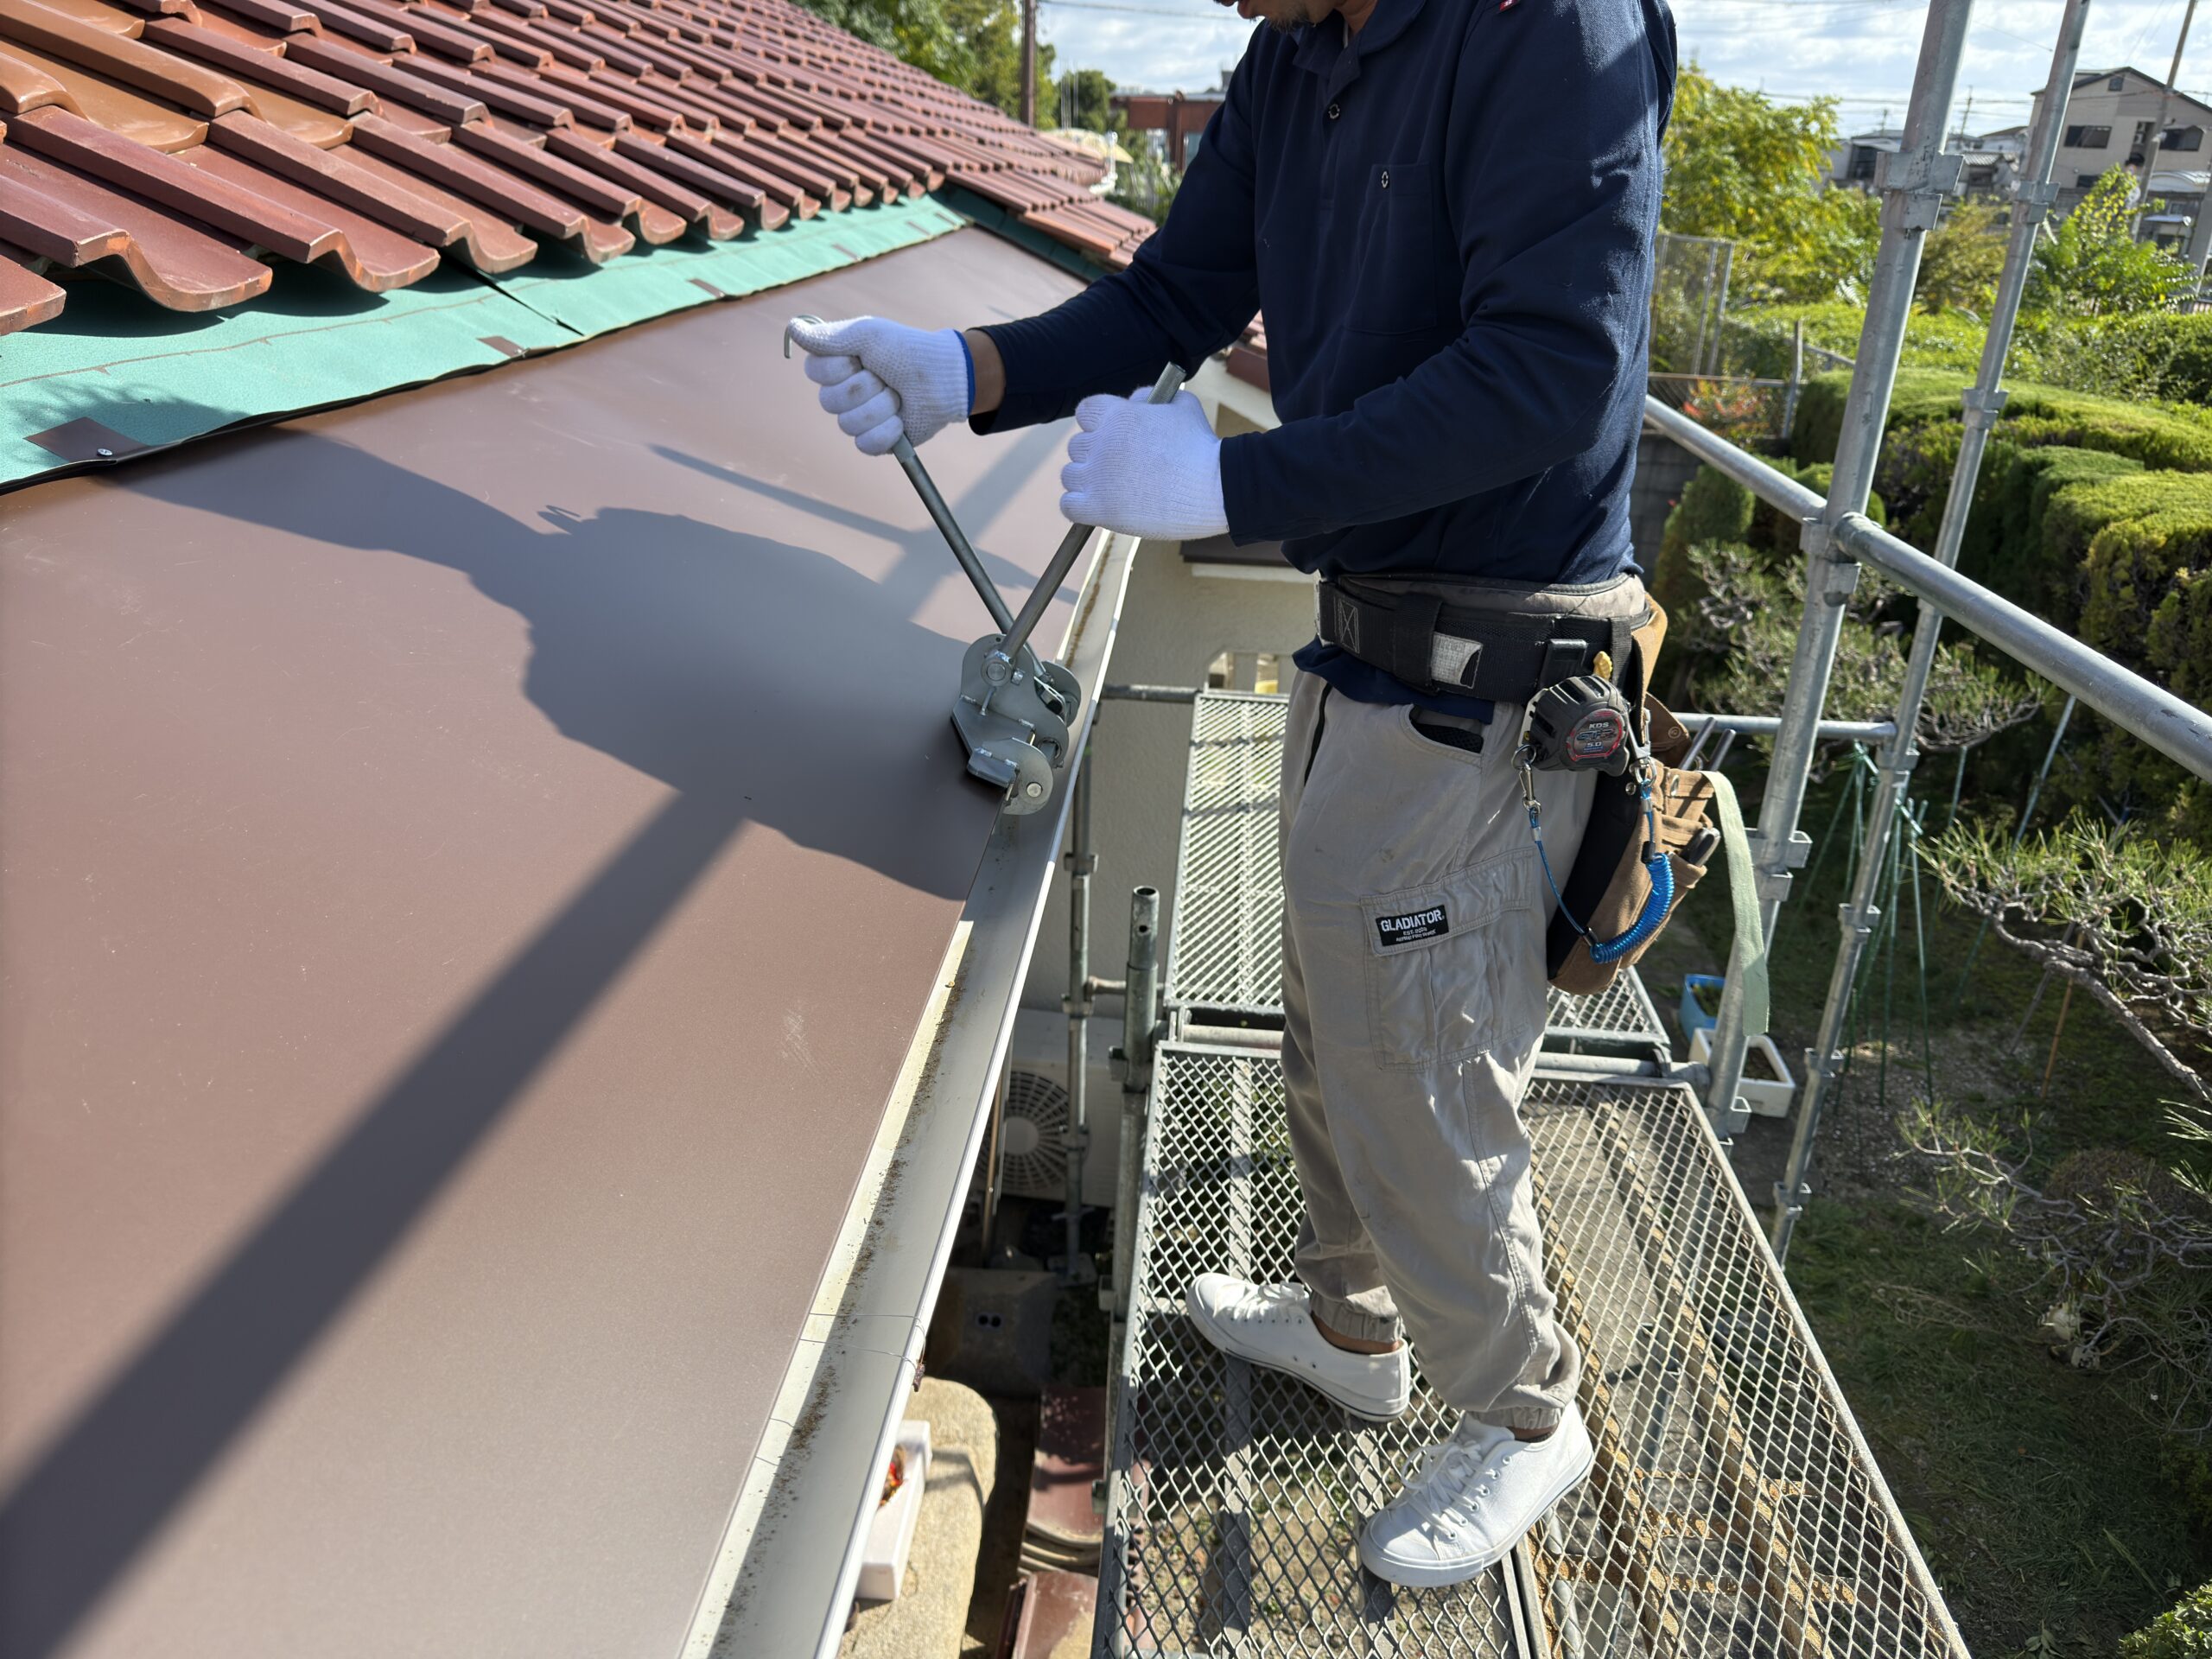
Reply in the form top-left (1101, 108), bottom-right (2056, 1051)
top-left (952, 635), bottom-right (1080, 816)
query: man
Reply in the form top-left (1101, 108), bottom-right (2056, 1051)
top-left (790, 0), bottom-right (1675, 1588)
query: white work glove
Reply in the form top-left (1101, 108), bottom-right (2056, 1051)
top-left (1058, 388), bottom-right (1229, 542)
top-left (787, 315), bottom-right (970, 455)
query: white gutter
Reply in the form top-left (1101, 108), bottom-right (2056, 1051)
top-left (683, 529), bottom-right (1142, 1659)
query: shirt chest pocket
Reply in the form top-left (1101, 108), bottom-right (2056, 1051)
top-left (1345, 161), bottom-right (1438, 337)
top-left (1362, 851), bottom-right (1546, 1068)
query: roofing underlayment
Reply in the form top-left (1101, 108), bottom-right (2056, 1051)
top-left (0, 0), bottom-right (1158, 479)
top-left (0, 226), bottom-right (1096, 1659)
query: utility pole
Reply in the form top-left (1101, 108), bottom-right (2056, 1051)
top-left (1020, 0), bottom-right (1038, 127)
top-left (2139, 0), bottom-right (2201, 235)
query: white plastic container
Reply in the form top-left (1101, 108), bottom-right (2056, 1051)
top-left (857, 1421), bottom-right (931, 1602)
top-left (1690, 1026), bottom-right (1798, 1118)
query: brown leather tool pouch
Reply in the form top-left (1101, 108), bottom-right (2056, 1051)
top-left (1545, 609), bottom-right (1725, 995)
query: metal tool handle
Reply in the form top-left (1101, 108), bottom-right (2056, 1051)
top-left (784, 312), bottom-right (1016, 632)
top-left (988, 360), bottom-right (1189, 681)
top-left (892, 435), bottom-right (1013, 632)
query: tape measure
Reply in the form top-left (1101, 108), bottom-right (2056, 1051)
top-left (1518, 674), bottom-right (1637, 776)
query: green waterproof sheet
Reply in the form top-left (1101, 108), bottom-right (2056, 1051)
top-left (0, 194), bottom-right (968, 492)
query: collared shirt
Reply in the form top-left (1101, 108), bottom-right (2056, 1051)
top-left (978, 0), bottom-right (1675, 718)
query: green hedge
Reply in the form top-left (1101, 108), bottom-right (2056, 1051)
top-left (1654, 463), bottom-right (1754, 620)
top-left (1791, 371), bottom-right (2212, 474)
top-left (2046, 473), bottom-right (2212, 835)
top-left (1741, 303), bottom-right (2212, 403)
top-left (1953, 445), bottom-right (2145, 620)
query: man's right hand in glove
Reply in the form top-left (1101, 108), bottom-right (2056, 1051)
top-left (786, 316), bottom-right (992, 456)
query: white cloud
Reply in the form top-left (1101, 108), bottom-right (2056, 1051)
top-left (1034, 0), bottom-right (2212, 135)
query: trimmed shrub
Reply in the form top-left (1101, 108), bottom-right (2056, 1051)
top-left (1655, 464), bottom-right (1754, 618)
top-left (1748, 459), bottom-right (1885, 557)
top-left (1956, 445), bottom-right (2145, 620)
top-left (1792, 371), bottom-right (2212, 474)
top-left (2032, 475), bottom-right (2212, 835)
top-left (1789, 368), bottom-right (1961, 465)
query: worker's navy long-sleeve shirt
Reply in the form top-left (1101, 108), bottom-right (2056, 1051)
top-left (977, 0), bottom-right (1675, 714)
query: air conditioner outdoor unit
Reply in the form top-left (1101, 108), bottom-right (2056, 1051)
top-left (996, 1007), bottom-right (1125, 1210)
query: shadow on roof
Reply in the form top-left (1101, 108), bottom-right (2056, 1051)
top-left (0, 415), bottom-right (1033, 1657)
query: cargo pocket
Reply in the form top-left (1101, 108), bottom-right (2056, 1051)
top-left (1363, 850), bottom-right (1546, 1068)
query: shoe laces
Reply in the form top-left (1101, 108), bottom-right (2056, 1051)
top-left (1230, 1281), bottom-right (1303, 1321)
top-left (1403, 1427), bottom-right (1505, 1541)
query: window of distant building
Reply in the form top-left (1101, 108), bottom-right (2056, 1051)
top-left (1848, 145), bottom-right (1880, 181)
top-left (2068, 124), bottom-right (2113, 147)
top-left (2110, 74), bottom-right (2127, 90)
top-left (2165, 125), bottom-right (2206, 150)
top-left (2078, 171), bottom-right (2104, 187)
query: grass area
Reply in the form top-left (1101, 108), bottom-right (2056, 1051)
top-left (1663, 758), bottom-right (2212, 1654)
top-left (1789, 1196), bottom-right (2204, 1655)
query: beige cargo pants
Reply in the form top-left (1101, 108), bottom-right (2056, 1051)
top-left (1277, 670), bottom-right (1595, 1432)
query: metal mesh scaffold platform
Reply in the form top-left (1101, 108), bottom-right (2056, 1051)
top-left (1160, 691), bottom-right (1669, 1051)
top-left (1099, 1049), bottom-right (1967, 1658)
top-left (1099, 690), bottom-right (1965, 1657)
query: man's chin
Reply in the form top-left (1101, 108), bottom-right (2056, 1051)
top-left (1224, 0), bottom-right (1325, 30)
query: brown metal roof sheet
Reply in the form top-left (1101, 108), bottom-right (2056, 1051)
top-left (0, 226), bottom-right (1088, 1659)
top-left (0, 0), bottom-right (1141, 336)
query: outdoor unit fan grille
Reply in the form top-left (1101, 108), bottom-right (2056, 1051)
top-left (997, 1069), bottom-right (1069, 1198)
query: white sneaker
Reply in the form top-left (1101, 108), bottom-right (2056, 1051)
top-left (1357, 1408), bottom-right (1594, 1586)
top-left (1184, 1274), bottom-right (1411, 1421)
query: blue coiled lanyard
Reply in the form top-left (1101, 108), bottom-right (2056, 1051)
top-left (1518, 747), bottom-right (1675, 965)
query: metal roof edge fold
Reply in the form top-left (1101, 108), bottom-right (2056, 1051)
top-left (696, 528), bottom-right (1141, 1659)
top-left (0, 194), bottom-right (970, 494)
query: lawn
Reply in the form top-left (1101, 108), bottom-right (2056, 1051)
top-left (1658, 757), bottom-right (2212, 1656)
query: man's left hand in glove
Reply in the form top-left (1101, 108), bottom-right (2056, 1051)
top-left (1058, 388), bottom-right (1230, 543)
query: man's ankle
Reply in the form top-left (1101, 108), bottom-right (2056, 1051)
top-left (1309, 1307), bottom-right (1402, 1355)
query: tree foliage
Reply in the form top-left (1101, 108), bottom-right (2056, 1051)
top-left (1926, 813), bottom-right (2212, 1096)
top-left (791, 0), bottom-right (1049, 118)
top-left (1054, 67), bottom-right (1120, 133)
top-left (2031, 168), bottom-right (2196, 318)
top-left (1683, 541), bottom-right (2037, 753)
top-left (1660, 66), bottom-right (1881, 302)
top-left (1916, 199), bottom-right (2008, 315)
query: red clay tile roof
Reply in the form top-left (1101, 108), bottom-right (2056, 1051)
top-left (0, 0), bottom-right (1156, 334)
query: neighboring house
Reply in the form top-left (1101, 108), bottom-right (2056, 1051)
top-left (1831, 128), bottom-right (1902, 188)
top-left (1958, 123), bottom-right (2026, 195)
top-left (2033, 66), bottom-right (2212, 263)
top-left (0, 3), bottom-right (1165, 1657)
top-left (1111, 88), bottom-right (1221, 171)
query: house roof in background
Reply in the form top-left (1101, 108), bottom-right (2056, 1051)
top-left (0, 0), bottom-right (1156, 342)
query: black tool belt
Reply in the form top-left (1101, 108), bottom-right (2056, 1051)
top-left (1315, 575), bottom-right (1643, 701)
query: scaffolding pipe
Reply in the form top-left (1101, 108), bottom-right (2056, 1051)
top-left (1063, 741), bottom-right (1096, 1282)
top-left (1677, 712), bottom-right (1897, 742)
top-left (1772, 0), bottom-right (2094, 1257)
top-left (1101, 885), bottom-right (1160, 1505)
top-left (1700, 0), bottom-right (1974, 1140)
top-left (1108, 886), bottom-right (1161, 1319)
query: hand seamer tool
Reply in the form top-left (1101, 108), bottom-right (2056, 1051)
top-left (786, 317), bottom-right (1185, 816)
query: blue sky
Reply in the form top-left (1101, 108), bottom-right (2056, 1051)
top-left (1033, 0), bottom-right (2212, 137)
